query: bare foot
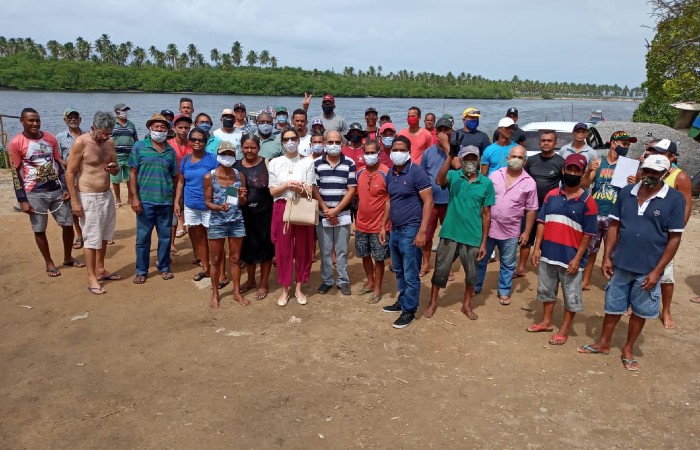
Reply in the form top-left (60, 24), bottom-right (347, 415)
top-left (209, 292), bottom-right (220, 309)
top-left (233, 292), bottom-right (250, 306)
top-left (424, 304), bottom-right (436, 319)
top-left (419, 266), bottom-right (430, 277)
top-left (582, 284), bottom-right (590, 291)
top-left (513, 271), bottom-right (526, 278)
top-left (240, 282), bottom-right (256, 293)
top-left (460, 304), bottom-right (478, 320)
top-left (661, 313), bottom-right (676, 329)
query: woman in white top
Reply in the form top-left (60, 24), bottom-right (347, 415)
top-left (268, 128), bottom-right (316, 306)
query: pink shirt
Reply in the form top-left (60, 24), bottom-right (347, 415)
top-left (397, 128), bottom-right (433, 165)
top-left (488, 168), bottom-right (538, 240)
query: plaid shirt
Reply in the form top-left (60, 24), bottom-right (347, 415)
top-left (56, 129), bottom-right (77, 162)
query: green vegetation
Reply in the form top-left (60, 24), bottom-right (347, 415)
top-left (0, 35), bottom-right (643, 100)
top-left (633, 0), bottom-right (700, 125)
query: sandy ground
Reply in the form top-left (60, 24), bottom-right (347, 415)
top-left (1, 168), bottom-right (699, 449)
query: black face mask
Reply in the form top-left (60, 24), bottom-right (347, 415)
top-left (615, 145), bottom-right (629, 157)
top-left (562, 173), bottom-right (582, 187)
top-left (347, 134), bottom-right (362, 143)
top-left (322, 105), bottom-right (334, 115)
top-left (222, 118), bottom-right (234, 128)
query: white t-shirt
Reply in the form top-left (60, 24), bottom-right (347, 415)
top-left (297, 134), bottom-right (312, 157)
top-left (213, 128), bottom-right (242, 153)
top-left (268, 154), bottom-right (316, 201)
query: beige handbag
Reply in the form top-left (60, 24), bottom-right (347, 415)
top-left (283, 188), bottom-right (319, 231)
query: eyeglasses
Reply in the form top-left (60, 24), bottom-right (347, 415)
top-left (281, 137), bottom-right (299, 142)
top-left (189, 138), bottom-right (205, 143)
top-left (326, 140), bottom-right (342, 145)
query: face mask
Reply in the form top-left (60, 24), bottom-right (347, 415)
top-left (117, 111), bottom-right (128, 120)
top-left (562, 173), bottom-right (582, 187)
top-left (276, 115), bottom-right (287, 124)
top-left (462, 161), bottom-right (478, 176)
top-left (364, 153), bottom-right (379, 166)
top-left (615, 143), bottom-right (629, 157)
top-left (407, 117), bottom-right (420, 128)
top-left (222, 118), bottom-right (234, 128)
top-left (311, 144), bottom-right (325, 155)
top-left (322, 105), bottom-right (334, 115)
top-left (325, 144), bottom-right (342, 156)
top-left (217, 155), bottom-right (236, 167)
top-left (348, 134), bottom-right (363, 143)
top-left (257, 123), bottom-right (273, 135)
top-left (507, 158), bottom-right (524, 170)
top-left (381, 136), bottom-right (394, 148)
top-left (150, 130), bottom-right (168, 143)
top-left (390, 151), bottom-right (410, 166)
top-left (197, 123), bottom-right (212, 133)
top-left (641, 175), bottom-right (663, 188)
top-left (283, 140), bottom-right (299, 153)
top-left (465, 119), bottom-right (479, 130)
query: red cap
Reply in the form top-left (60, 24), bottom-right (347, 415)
top-left (379, 122), bottom-right (396, 135)
top-left (564, 153), bottom-right (587, 171)
top-left (322, 94), bottom-right (335, 104)
top-left (173, 114), bottom-right (193, 125)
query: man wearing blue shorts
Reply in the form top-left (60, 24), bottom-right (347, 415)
top-left (577, 155), bottom-right (685, 371)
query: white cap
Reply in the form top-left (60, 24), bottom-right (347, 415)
top-left (641, 154), bottom-right (671, 172)
top-left (221, 108), bottom-right (234, 116)
top-left (498, 117), bottom-right (515, 128)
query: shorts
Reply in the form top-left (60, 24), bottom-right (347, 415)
top-left (78, 191), bottom-right (116, 249)
top-left (604, 266), bottom-right (661, 319)
top-left (431, 238), bottom-right (478, 288)
top-left (426, 204), bottom-right (448, 240)
top-left (587, 216), bottom-right (611, 254)
top-left (109, 153), bottom-right (130, 184)
top-left (660, 259), bottom-right (674, 284)
top-left (208, 220), bottom-right (246, 240)
top-left (26, 190), bottom-right (73, 232)
top-left (184, 206), bottom-right (211, 227)
top-left (536, 261), bottom-right (583, 312)
top-left (355, 230), bottom-right (390, 261)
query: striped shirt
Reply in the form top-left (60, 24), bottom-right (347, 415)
top-left (56, 129), bottom-right (78, 162)
top-left (314, 154), bottom-right (357, 212)
top-left (112, 119), bottom-right (138, 155)
top-left (538, 187), bottom-right (597, 269)
top-left (127, 137), bottom-right (178, 205)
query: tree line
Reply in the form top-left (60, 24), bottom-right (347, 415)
top-left (0, 35), bottom-right (644, 100)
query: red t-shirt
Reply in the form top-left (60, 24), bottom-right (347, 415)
top-left (355, 164), bottom-right (390, 233)
top-left (341, 145), bottom-right (366, 172)
top-left (167, 138), bottom-right (192, 168)
top-left (396, 128), bottom-right (433, 165)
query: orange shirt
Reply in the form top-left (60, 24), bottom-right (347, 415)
top-left (397, 128), bottom-right (433, 165)
top-left (355, 164), bottom-right (390, 233)
top-left (167, 138), bottom-right (192, 168)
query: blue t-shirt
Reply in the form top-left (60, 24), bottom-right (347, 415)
top-left (481, 142), bottom-right (517, 174)
top-left (387, 162), bottom-right (432, 228)
top-left (609, 183), bottom-right (686, 274)
top-left (181, 153), bottom-right (218, 210)
top-left (419, 145), bottom-right (449, 205)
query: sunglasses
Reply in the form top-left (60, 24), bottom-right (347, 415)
top-left (189, 137), bottom-right (206, 143)
top-left (281, 137), bottom-right (299, 142)
top-left (326, 140), bottom-right (342, 145)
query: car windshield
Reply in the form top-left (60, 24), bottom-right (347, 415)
top-left (523, 131), bottom-right (573, 154)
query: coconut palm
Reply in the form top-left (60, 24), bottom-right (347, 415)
top-left (231, 41), bottom-right (242, 66)
top-left (210, 48), bottom-right (221, 66)
top-left (245, 50), bottom-right (258, 67)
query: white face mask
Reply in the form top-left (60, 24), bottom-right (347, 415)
top-left (150, 130), bottom-right (168, 143)
top-left (364, 153), bottom-right (379, 166)
top-left (283, 140), bottom-right (299, 153)
top-left (117, 110), bottom-right (128, 120)
top-left (390, 151), bottom-right (410, 166)
top-left (311, 144), bottom-right (325, 155)
top-left (325, 144), bottom-right (342, 156)
top-left (217, 154), bottom-right (236, 167)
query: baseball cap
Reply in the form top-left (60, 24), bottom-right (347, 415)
top-left (146, 113), bottom-right (171, 130)
top-left (610, 131), bottom-right (638, 143)
top-left (650, 138), bottom-right (677, 155)
top-left (458, 145), bottom-right (480, 159)
top-left (564, 153), bottom-right (587, 171)
top-left (275, 106), bottom-right (288, 113)
top-left (497, 117), bottom-right (516, 128)
top-left (233, 102), bottom-right (246, 111)
top-left (217, 141), bottom-right (237, 155)
top-left (310, 118), bottom-right (325, 128)
top-left (114, 103), bottom-right (129, 111)
top-left (365, 107), bottom-right (378, 115)
top-left (379, 122), bottom-right (396, 135)
top-left (221, 108), bottom-right (234, 116)
top-left (462, 107), bottom-right (481, 118)
top-left (160, 109), bottom-right (174, 118)
top-left (641, 154), bottom-right (671, 172)
top-left (64, 107), bottom-right (79, 116)
top-left (345, 122), bottom-right (366, 138)
top-left (506, 107), bottom-right (518, 116)
top-left (379, 114), bottom-right (391, 122)
top-left (435, 118), bottom-right (452, 129)
top-left (322, 94), bottom-right (335, 104)
top-left (173, 114), bottom-right (193, 125)
top-left (572, 122), bottom-right (589, 132)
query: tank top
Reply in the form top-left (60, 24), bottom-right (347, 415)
top-left (209, 168), bottom-right (244, 227)
top-left (663, 167), bottom-right (681, 188)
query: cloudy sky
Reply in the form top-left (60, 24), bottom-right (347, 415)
top-left (1, 0), bottom-right (656, 88)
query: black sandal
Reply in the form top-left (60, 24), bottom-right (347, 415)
top-left (192, 271), bottom-right (209, 281)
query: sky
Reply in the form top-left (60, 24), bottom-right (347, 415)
top-left (1, 0), bottom-right (657, 88)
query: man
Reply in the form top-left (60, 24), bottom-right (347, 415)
top-left (475, 146), bottom-right (538, 304)
top-left (515, 130), bottom-right (566, 276)
top-left (418, 118), bottom-right (461, 277)
top-left (355, 140), bottom-right (390, 302)
top-left (581, 131), bottom-right (637, 290)
top-left (380, 136), bottom-right (433, 329)
top-left (451, 108), bottom-right (491, 155)
top-left (160, 110), bottom-right (176, 138)
top-left (342, 123), bottom-right (366, 170)
top-left (558, 122), bottom-right (596, 167)
top-left (397, 106), bottom-right (433, 164)
top-left (364, 107), bottom-right (379, 140)
top-left (213, 109), bottom-right (238, 151)
top-left (313, 94), bottom-right (348, 134)
top-left (56, 106), bottom-right (84, 250)
top-left (179, 97), bottom-right (194, 118)
top-left (481, 118), bottom-right (518, 175)
top-left (378, 122), bottom-right (396, 168)
top-left (274, 106), bottom-right (289, 134)
top-left (168, 115), bottom-right (193, 245)
top-left (492, 107), bottom-right (526, 145)
top-left (424, 112), bottom-right (438, 145)
top-left (313, 130), bottom-right (357, 296)
top-left (379, 114), bottom-right (392, 126)
top-left (9, 108), bottom-right (84, 277)
top-left (425, 145), bottom-right (495, 320)
top-left (111, 102), bottom-right (138, 208)
top-left (578, 155), bottom-right (685, 371)
top-left (128, 113), bottom-right (179, 284)
top-left (529, 154), bottom-right (597, 345)
top-left (254, 111), bottom-right (282, 160)
top-left (65, 112), bottom-right (121, 294)
top-left (645, 139), bottom-right (692, 329)
top-left (292, 108), bottom-right (312, 156)
top-left (310, 118), bottom-right (325, 135)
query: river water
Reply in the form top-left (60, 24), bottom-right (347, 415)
top-left (0, 90), bottom-right (640, 140)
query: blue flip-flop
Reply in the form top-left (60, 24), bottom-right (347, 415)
top-left (621, 356), bottom-right (639, 371)
top-left (576, 344), bottom-right (610, 355)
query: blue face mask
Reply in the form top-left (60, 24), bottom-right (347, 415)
top-left (257, 123), bottom-right (273, 135)
top-left (276, 115), bottom-right (287, 124)
top-left (465, 119), bottom-right (479, 130)
top-left (381, 136), bottom-right (394, 148)
top-left (198, 123), bottom-right (212, 133)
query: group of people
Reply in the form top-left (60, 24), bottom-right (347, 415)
top-left (7, 95), bottom-right (691, 370)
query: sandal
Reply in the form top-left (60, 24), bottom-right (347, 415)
top-left (133, 275), bottom-right (147, 284)
top-left (255, 290), bottom-right (268, 300)
top-left (73, 237), bottom-right (84, 249)
top-left (526, 324), bottom-right (553, 333)
top-left (170, 249), bottom-right (182, 257)
top-left (192, 271), bottom-right (209, 281)
top-left (357, 287), bottom-right (373, 295)
top-left (87, 286), bottom-right (105, 295)
top-left (498, 295), bottom-right (511, 306)
top-left (161, 272), bottom-right (174, 280)
top-left (46, 267), bottom-right (62, 277)
top-left (368, 294), bottom-right (383, 304)
top-left (63, 259), bottom-right (86, 268)
top-left (175, 229), bottom-right (188, 238)
top-left (549, 334), bottom-right (568, 345)
top-left (217, 280), bottom-right (230, 289)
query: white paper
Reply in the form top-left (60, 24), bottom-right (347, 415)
top-left (610, 156), bottom-right (640, 188)
top-left (321, 211), bottom-right (352, 228)
top-left (226, 196), bottom-right (239, 206)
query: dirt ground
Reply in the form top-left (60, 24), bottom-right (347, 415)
top-left (0, 168), bottom-right (699, 449)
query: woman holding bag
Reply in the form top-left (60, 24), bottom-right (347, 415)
top-left (268, 128), bottom-right (316, 307)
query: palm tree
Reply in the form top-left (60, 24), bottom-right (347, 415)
top-left (259, 50), bottom-right (270, 67)
top-left (75, 36), bottom-right (91, 60)
top-left (94, 34), bottom-right (112, 62)
top-left (245, 50), bottom-right (258, 67)
top-left (47, 40), bottom-right (61, 59)
top-left (231, 41), bottom-right (242, 66)
top-left (0, 36), bottom-right (7, 57)
top-left (187, 43), bottom-right (199, 67)
top-left (166, 43), bottom-right (178, 68)
top-left (35, 44), bottom-right (47, 59)
top-left (132, 47), bottom-right (147, 67)
top-left (61, 42), bottom-right (77, 61)
top-left (210, 48), bottom-right (221, 66)
top-left (221, 53), bottom-right (232, 69)
top-left (270, 56), bottom-right (278, 69)
top-left (176, 52), bottom-right (188, 70)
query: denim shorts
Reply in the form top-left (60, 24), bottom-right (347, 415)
top-left (355, 230), bottom-right (390, 261)
top-left (536, 261), bottom-right (583, 312)
top-left (207, 220), bottom-right (246, 240)
top-left (604, 266), bottom-right (661, 319)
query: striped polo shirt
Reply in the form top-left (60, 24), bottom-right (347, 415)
top-left (314, 154), bottom-right (357, 213)
top-left (537, 187), bottom-right (598, 269)
top-left (127, 137), bottom-right (179, 205)
top-left (112, 119), bottom-right (138, 155)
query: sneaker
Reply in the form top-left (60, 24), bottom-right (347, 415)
top-left (382, 302), bottom-right (402, 313)
top-left (317, 283), bottom-right (333, 294)
top-left (338, 284), bottom-right (351, 296)
top-left (392, 312), bottom-right (415, 329)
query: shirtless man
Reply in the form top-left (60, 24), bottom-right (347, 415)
top-left (65, 112), bottom-right (121, 294)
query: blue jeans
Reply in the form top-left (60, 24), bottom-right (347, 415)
top-left (390, 225), bottom-right (422, 313)
top-left (136, 203), bottom-right (173, 276)
top-left (475, 237), bottom-right (518, 296)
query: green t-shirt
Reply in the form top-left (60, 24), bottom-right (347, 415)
top-left (127, 137), bottom-right (178, 205)
top-left (591, 157), bottom-right (619, 217)
top-left (439, 171), bottom-right (496, 247)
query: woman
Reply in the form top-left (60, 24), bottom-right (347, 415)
top-left (268, 128), bottom-right (316, 306)
top-left (174, 127), bottom-right (219, 281)
top-left (234, 134), bottom-right (274, 300)
top-left (194, 113), bottom-right (222, 154)
top-left (204, 141), bottom-right (249, 308)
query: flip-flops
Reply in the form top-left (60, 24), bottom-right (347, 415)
top-left (526, 324), bottom-right (553, 333)
top-left (161, 272), bottom-right (174, 280)
top-left (255, 290), bottom-right (268, 300)
top-left (175, 229), bottom-right (188, 238)
top-left (63, 259), bottom-right (86, 268)
top-left (72, 237), bottom-right (84, 249)
top-left (192, 271), bottom-right (209, 282)
top-left (621, 356), bottom-right (640, 371)
top-left (87, 286), bottom-right (105, 295)
top-left (498, 296), bottom-right (511, 306)
top-left (357, 287), bottom-right (373, 295)
top-left (133, 275), bottom-right (147, 284)
top-left (99, 273), bottom-right (122, 281)
top-left (46, 267), bottom-right (61, 277)
top-left (576, 344), bottom-right (609, 355)
top-left (369, 294), bottom-right (383, 304)
top-left (549, 334), bottom-right (568, 345)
